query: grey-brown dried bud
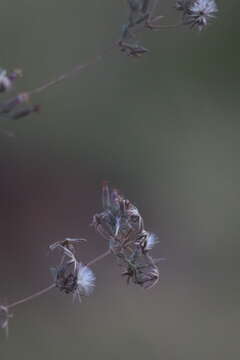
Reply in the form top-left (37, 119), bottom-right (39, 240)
top-left (0, 92), bottom-right (29, 114)
top-left (52, 265), bottom-right (78, 294)
top-left (11, 104), bottom-right (40, 120)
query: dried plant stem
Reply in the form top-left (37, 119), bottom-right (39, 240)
top-left (147, 22), bottom-right (182, 29)
top-left (6, 249), bottom-right (112, 310)
top-left (86, 249), bottom-right (111, 267)
top-left (28, 44), bottom-right (116, 96)
top-left (22, 12), bottom-right (175, 98)
top-left (7, 284), bottom-right (55, 310)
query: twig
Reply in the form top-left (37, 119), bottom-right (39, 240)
top-left (7, 284), bottom-right (55, 310)
top-left (6, 249), bottom-right (112, 310)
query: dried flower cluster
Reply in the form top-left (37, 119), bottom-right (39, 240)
top-left (49, 183), bottom-right (161, 302)
top-left (119, 0), bottom-right (218, 57)
top-left (0, 0), bottom-right (220, 337)
top-left (0, 1), bottom-right (218, 133)
top-left (92, 183), bottom-right (160, 288)
top-left (0, 184), bottom-right (162, 336)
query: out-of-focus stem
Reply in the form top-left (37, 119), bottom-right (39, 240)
top-left (7, 284), bottom-right (55, 310)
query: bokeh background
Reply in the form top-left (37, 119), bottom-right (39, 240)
top-left (0, 0), bottom-right (239, 359)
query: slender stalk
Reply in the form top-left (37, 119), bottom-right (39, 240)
top-left (86, 249), bottom-right (111, 267)
top-left (5, 249), bottom-right (111, 310)
top-left (22, 9), bottom-right (178, 98)
top-left (147, 22), bottom-right (182, 30)
top-left (7, 284), bottom-right (55, 310)
top-left (0, 6), bottom-right (182, 102)
top-left (28, 44), bottom-right (116, 96)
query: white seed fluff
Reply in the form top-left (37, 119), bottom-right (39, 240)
top-left (77, 263), bottom-right (96, 296)
top-left (146, 233), bottom-right (158, 251)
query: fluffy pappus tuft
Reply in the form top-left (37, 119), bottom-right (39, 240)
top-left (77, 263), bottom-right (96, 296)
top-left (145, 232), bottom-right (159, 251)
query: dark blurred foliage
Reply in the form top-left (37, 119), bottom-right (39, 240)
top-left (0, 1), bottom-right (240, 359)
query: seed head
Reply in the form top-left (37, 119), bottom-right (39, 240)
top-left (94, 183), bottom-right (162, 289)
top-left (0, 68), bottom-right (22, 93)
top-left (93, 183), bottom-right (143, 248)
top-left (50, 240), bottom-right (96, 302)
top-left (176, 0), bottom-right (218, 30)
top-left (135, 230), bottom-right (158, 252)
top-left (122, 253), bottom-right (160, 289)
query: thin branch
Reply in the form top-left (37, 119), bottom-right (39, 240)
top-left (28, 44), bottom-right (116, 96)
top-left (5, 249), bottom-right (111, 310)
top-left (7, 284), bottom-right (55, 310)
top-left (86, 249), bottom-right (112, 267)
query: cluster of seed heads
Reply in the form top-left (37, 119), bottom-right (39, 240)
top-left (0, 1), bottom-right (218, 131)
top-left (1, 183), bottom-right (162, 336)
top-left (119, 0), bottom-right (218, 56)
top-left (0, 0), bottom-right (220, 338)
top-left (49, 183), bottom-right (161, 301)
top-left (92, 183), bottom-right (160, 289)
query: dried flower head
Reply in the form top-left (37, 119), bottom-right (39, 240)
top-left (0, 68), bottom-right (22, 93)
top-left (93, 182), bottom-right (144, 249)
top-left (93, 183), bottom-right (161, 289)
top-left (176, 0), bottom-right (218, 30)
top-left (122, 252), bottom-right (160, 289)
top-left (50, 240), bottom-right (95, 302)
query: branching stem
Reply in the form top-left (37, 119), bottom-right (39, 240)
top-left (5, 249), bottom-right (112, 311)
top-left (7, 284), bottom-right (55, 310)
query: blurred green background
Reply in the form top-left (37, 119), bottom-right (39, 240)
top-left (0, 0), bottom-right (239, 359)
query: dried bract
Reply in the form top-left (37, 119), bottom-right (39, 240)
top-left (122, 252), bottom-right (160, 289)
top-left (49, 237), bottom-right (86, 253)
top-left (0, 305), bottom-right (12, 338)
top-left (93, 183), bottom-right (144, 250)
top-left (135, 230), bottom-right (158, 253)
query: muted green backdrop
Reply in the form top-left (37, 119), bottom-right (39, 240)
top-left (0, 1), bottom-right (239, 359)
